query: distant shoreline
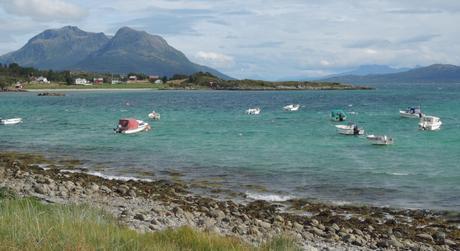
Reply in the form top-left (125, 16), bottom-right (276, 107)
top-left (26, 88), bottom-right (154, 92)
top-left (14, 85), bottom-right (373, 92)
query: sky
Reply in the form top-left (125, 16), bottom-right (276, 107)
top-left (0, 0), bottom-right (459, 80)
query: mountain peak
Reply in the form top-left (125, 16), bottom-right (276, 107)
top-left (426, 64), bottom-right (458, 70)
top-left (117, 26), bottom-right (138, 33)
top-left (60, 25), bottom-right (83, 32)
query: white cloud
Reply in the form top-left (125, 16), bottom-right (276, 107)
top-left (0, 0), bottom-right (85, 22)
top-left (320, 60), bottom-right (331, 66)
top-left (364, 49), bottom-right (378, 55)
top-left (194, 51), bottom-right (235, 68)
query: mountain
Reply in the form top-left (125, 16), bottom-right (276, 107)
top-left (0, 26), bottom-right (232, 79)
top-left (0, 26), bottom-right (109, 70)
top-left (321, 64), bottom-right (460, 84)
top-left (277, 64), bottom-right (410, 82)
top-left (331, 64), bottom-right (410, 77)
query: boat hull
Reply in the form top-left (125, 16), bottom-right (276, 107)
top-left (148, 113), bottom-right (160, 120)
top-left (283, 105), bottom-right (300, 112)
top-left (335, 125), bottom-right (364, 135)
top-left (367, 135), bottom-right (394, 145)
top-left (246, 109), bottom-right (260, 115)
top-left (120, 125), bottom-right (150, 134)
top-left (115, 120), bottom-right (151, 134)
top-left (419, 122), bottom-right (442, 131)
top-left (400, 111), bottom-right (423, 118)
top-left (0, 118), bottom-right (23, 125)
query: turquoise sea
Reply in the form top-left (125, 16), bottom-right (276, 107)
top-left (1, 83), bottom-right (459, 210)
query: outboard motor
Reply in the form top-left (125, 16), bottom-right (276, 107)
top-left (353, 125), bottom-right (359, 135)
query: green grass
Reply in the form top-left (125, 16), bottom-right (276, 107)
top-left (0, 194), bottom-right (300, 251)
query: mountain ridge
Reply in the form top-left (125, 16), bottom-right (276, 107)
top-left (321, 64), bottom-right (460, 83)
top-left (0, 26), bottom-right (232, 80)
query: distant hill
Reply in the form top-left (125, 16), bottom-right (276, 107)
top-left (277, 64), bottom-right (411, 81)
top-left (328, 64), bottom-right (411, 77)
top-left (0, 26), bottom-right (232, 79)
top-left (321, 64), bottom-right (460, 84)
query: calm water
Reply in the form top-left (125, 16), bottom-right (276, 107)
top-left (1, 83), bottom-right (459, 210)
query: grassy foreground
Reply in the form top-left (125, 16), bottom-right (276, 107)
top-left (0, 188), bottom-right (299, 251)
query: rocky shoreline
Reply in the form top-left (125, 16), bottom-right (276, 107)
top-left (0, 152), bottom-right (458, 250)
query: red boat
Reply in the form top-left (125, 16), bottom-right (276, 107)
top-left (114, 118), bottom-right (150, 134)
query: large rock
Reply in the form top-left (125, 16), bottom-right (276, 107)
top-left (257, 220), bottom-right (271, 229)
top-left (116, 185), bottom-right (129, 195)
top-left (311, 227), bottom-right (325, 237)
top-left (33, 184), bottom-right (49, 194)
top-left (210, 209), bottom-right (225, 220)
top-left (293, 222), bottom-right (304, 232)
top-left (172, 206), bottom-right (184, 216)
top-left (87, 183), bottom-right (99, 193)
top-left (416, 233), bottom-right (434, 242)
top-left (64, 181), bottom-right (76, 191)
top-left (134, 213), bottom-right (146, 221)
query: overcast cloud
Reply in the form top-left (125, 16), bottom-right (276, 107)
top-left (0, 0), bottom-right (459, 80)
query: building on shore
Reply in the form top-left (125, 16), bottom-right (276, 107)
top-left (36, 76), bottom-right (50, 83)
top-left (93, 78), bottom-right (104, 84)
top-left (75, 78), bottom-right (90, 85)
top-left (149, 75), bottom-right (159, 81)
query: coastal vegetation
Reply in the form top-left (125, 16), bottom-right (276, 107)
top-left (0, 189), bottom-right (298, 251)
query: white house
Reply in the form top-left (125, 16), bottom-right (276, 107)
top-left (75, 78), bottom-right (90, 85)
top-left (36, 76), bottom-right (50, 83)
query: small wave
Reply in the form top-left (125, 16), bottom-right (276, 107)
top-left (245, 192), bottom-right (293, 202)
top-left (36, 164), bottom-right (51, 171)
top-left (390, 172), bottom-right (409, 176)
top-left (329, 200), bottom-right (352, 206)
top-left (60, 169), bottom-right (153, 182)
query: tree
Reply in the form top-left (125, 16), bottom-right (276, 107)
top-left (64, 71), bottom-right (73, 85)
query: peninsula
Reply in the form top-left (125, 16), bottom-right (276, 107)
top-left (0, 64), bottom-right (371, 91)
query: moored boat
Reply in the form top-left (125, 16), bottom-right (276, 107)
top-left (114, 118), bottom-right (151, 134)
top-left (335, 123), bottom-right (364, 135)
top-left (366, 134), bottom-right (394, 145)
top-left (331, 110), bottom-right (347, 121)
top-left (283, 104), bottom-right (300, 112)
top-left (400, 106), bottom-right (424, 118)
top-left (418, 116), bottom-right (442, 131)
top-left (246, 108), bottom-right (261, 115)
top-left (148, 111), bottom-right (161, 120)
top-left (0, 118), bottom-right (23, 125)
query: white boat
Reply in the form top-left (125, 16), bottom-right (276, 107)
top-left (283, 104), bottom-right (300, 112)
top-left (366, 134), bottom-right (394, 145)
top-left (419, 116), bottom-right (442, 131)
top-left (335, 123), bottom-right (364, 135)
top-left (114, 118), bottom-right (151, 134)
top-left (148, 111), bottom-right (160, 120)
top-left (0, 118), bottom-right (23, 125)
top-left (400, 106), bottom-right (424, 118)
top-left (246, 108), bottom-right (261, 115)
